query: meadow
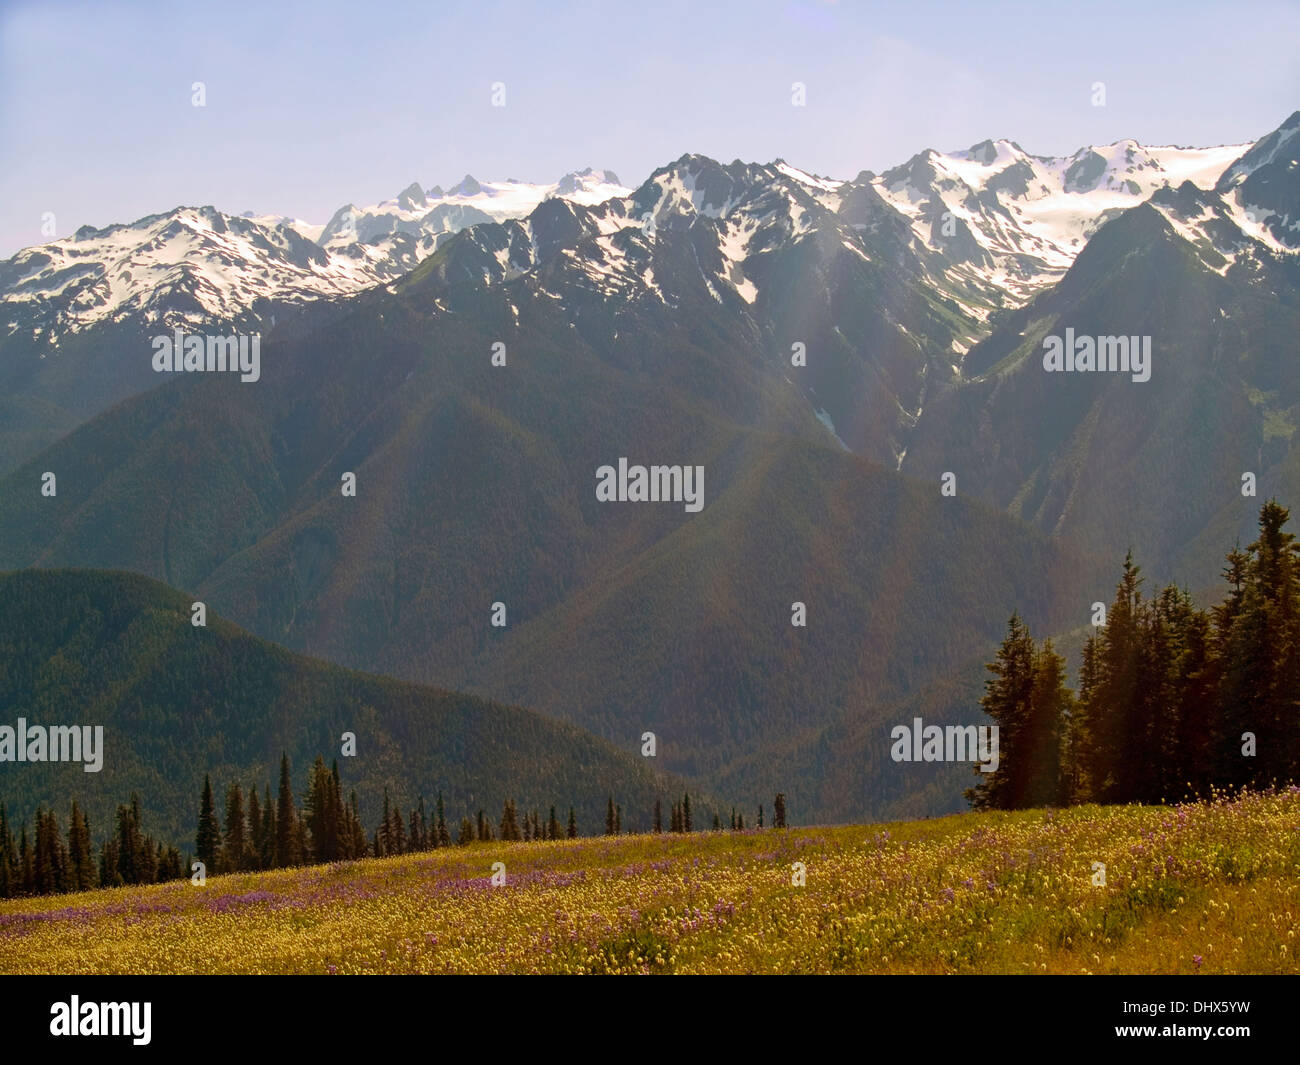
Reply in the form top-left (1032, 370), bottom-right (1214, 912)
top-left (2, 789), bottom-right (1297, 975)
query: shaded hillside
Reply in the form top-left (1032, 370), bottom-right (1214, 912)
top-left (0, 569), bottom-right (680, 847)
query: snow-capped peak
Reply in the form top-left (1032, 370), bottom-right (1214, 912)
top-left (872, 135), bottom-right (1252, 306)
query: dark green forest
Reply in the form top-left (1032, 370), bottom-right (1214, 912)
top-left (0, 569), bottom-right (676, 848)
top-left (974, 500), bottom-right (1300, 809)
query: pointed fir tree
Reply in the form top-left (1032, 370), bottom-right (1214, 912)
top-left (276, 753), bottom-right (298, 866)
top-left (196, 774), bottom-right (221, 873)
top-left (67, 800), bottom-right (95, 891)
top-left (223, 783), bottom-right (247, 872)
top-left (437, 792), bottom-right (451, 847)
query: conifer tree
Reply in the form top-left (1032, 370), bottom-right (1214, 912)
top-left (67, 800), bottom-right (95, 891)
top-left (499, 799), bottom-right (521, 842)
top-left (115, 799), bottom-right (143, 884)
top-left (653, 799), bottom-right (662, 834)
top-left (276, 753), bottom-right (298, 866)
top-left (378, 789), bottom-right (393, 857)
top-left (34, 808), bottom-right (65, 894)
top-left (223, 783), bottom-right (248, 872)
top-left (567, 806), bottom-right (577, 839)
top-left (261, 785), bottom-right (277, 870)
top-left (348, 791), bottom-right (367, 857)
top-left (437, 792), bottom-right (451, 847)
top-left (196, 774), bottom-right (220, 873)
top-left (967, 613), bottom-right (1034, 809)
top-left (390, 803), bottom-right (406, 855)
top-left (305, 757), bottom-right (342, 861)
top-left (247, 786), bottom-right (263, 870)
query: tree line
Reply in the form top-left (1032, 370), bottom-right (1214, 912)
top-left (0, 743), bottom-right (792, 899)
top-left (0, 795), bottom-right (185, 899)
top-left (972, 500), bottom-right (1300, 809)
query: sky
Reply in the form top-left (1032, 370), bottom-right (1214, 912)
top-left (1, 0), bottom-right (1297, 257)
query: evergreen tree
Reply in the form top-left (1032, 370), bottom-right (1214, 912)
top-left (652, 799), bottom-right (662, 834)
top-left (196, 775), bottom-right (221, 873)
top-left (260, 785), bottom-right (277, 870)
top-left (378, 789), bottom-right (393, 857)
top-left (222, 783), bottom-right (248, 872)
top-left (969, 613), bottom-right (1037, 810)
top-left (774, 793), bottom-right (787, 829)
top-left (67, 800), bottom-right (95, 891)
top-left (683, 793), bottom-right (692, 833)
top-left (1175, 603), bottom-right (1220, 798)
top-left (348, 791), bottom-right (367, 858)
top-left (499, 799), bottom-right (521, 842)
top-left (305, 757), bottom-right (342, 862)
top-left (276, 753), bottom-right (298, 866)
top-left (548, 806), bottom-right (560, 841)
top-left (115, 799), bottom-right (143, 884)
top-left (34, 808), bottom-right (66, 894)
top-left (388, 803), bottom-right (403, 856)
top-left (567, 806), bottom-right (577, 839)
top-left (605, 797), bottom-right (615, 835)
top-left (137, 833), bottom-right (157, 886)
top-left (247, 786), bottom-right (264, 870)
top-left (1086, 557), bottom-right (1146, 803)
top-left (1220, 501), bottom-right (1300, 785)
top-left (437, 792), bottom-right (451, 847)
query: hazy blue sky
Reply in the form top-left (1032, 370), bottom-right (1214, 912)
top-left (1, 0), bottom-right (1297, 256)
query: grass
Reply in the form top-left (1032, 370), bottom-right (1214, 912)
top-left (2, 788), bottom-right (1297, 974)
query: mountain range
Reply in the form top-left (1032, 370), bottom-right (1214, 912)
top-left (1, 111), bottom-right (1297, 838)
